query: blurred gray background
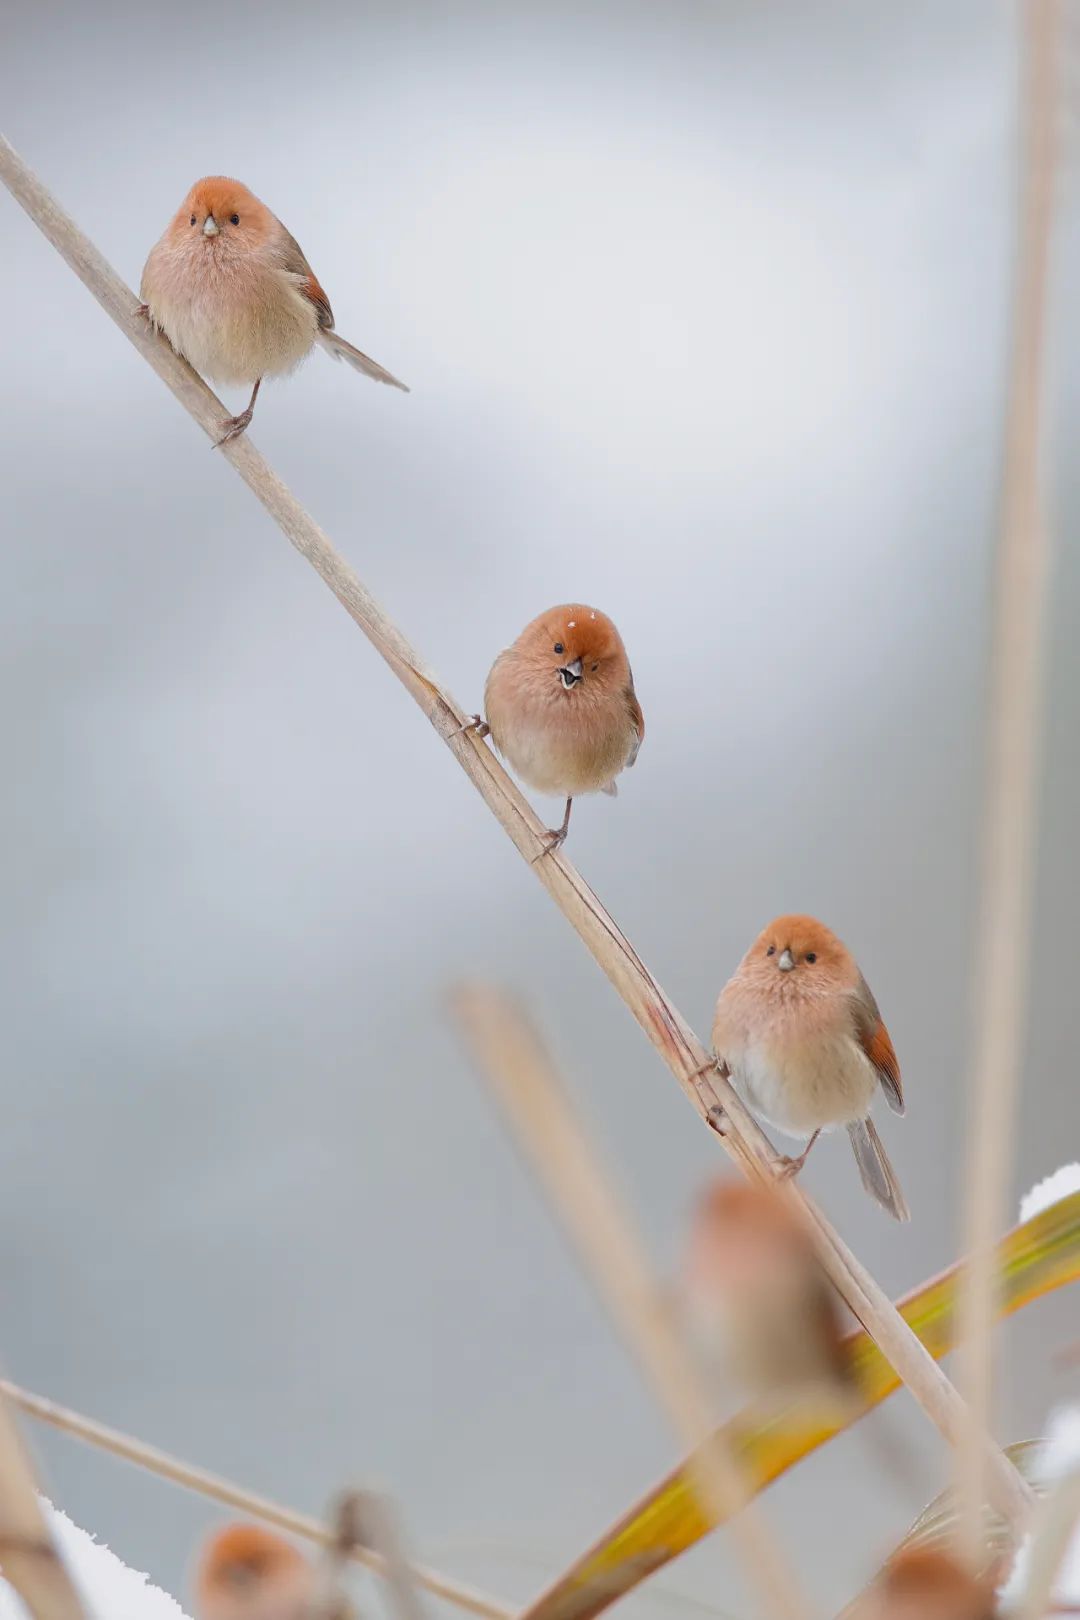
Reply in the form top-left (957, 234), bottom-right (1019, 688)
top-left (2, 1), bottom-right (1078, 1615)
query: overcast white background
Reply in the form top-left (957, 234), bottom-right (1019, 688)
top-left (2, 2), bottom-right (1079, 1615)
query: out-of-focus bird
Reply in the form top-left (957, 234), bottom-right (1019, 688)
top-left (680, 1178), bottom-right (852, 1415)
top-left (478, 604), bottom-right (644, 853)
top-left (861, 1548), bottom-right (996, 1620)
top-left (140, 176), bottom-right (407, 445)
top-left (711, 915), bottom-right (910, 1221)
top-left (194, 1524), bottom-right (330, 1620)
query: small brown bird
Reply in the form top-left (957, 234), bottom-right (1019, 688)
top-left (481, 604), bottom-right (644, 853)
top-left (194, 1524), bottom-right (319, 1620)
top-left (861, 1548), bottom-right (996, 1620)
top-left (681, 1179), bottom-right (851, 1413)
top-left (711, 915), bottom-right (909, 1221)
top-left (140, 177), bottom-right (407, 446)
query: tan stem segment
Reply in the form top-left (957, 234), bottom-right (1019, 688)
top-left (0, 132), bottom-right (1030, 1530)
top-left (454, 984), bottom-right (812, 1620)
top-left (954, 0), bottom-right (1061, 1566)
top-left (0, 1385), bottom-right (88, 1619)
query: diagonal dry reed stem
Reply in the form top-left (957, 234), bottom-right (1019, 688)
top-left (0, 1379), bottom-right (508, 1620)
top-left (0, 1384), bottom-right (87, 1620)
top-left (954, 0), bottom-right (1061, 1563)
top-left (1016, 1458), bottom-right (1080, 1620)
top-left (0, 132), bottom-right (1029, 1527)
top-left (453, 984), bottom-right (812, 1620)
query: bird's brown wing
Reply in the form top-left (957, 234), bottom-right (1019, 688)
top-left (625, 668), bottom-right (645, 768)
top-left (278, 226), bottom-right (335, 331)
top-left (852, 975), bottom-right (904, 1115)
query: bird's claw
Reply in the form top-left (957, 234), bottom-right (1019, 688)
top-left (213, 410), bottom-right (254, 449)
top-left (706, 1104), bottom-right (728, 1137)
top-left (771, 1128), bottom-right (820, 1182)
top-left (133, 302), bottom-right (152, 322)
top-left (451, 714), bottom-right (490, 740)
top-left (531, 827), bottom-right (568, 864)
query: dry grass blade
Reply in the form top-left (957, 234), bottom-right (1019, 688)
top-left (0, 1379), bottom-right (509, 1620)
top-left (0, 1385), bottom-right (87, 1620)
top-left (1016, 1460), bottom-right (1080, 1620)
top-left (312, 1494), bottom-right (363, 1620)
top-left (322, 1490), bottom-right (426, 1620)
top-left (452, 982), bottom-right (812, 1620)
top-left (0, 132), bottom-right (1028, 1524)
top-left (955, 0), bottom-right (1061, 1563)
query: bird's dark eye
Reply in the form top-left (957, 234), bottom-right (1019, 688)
top-left (229, 213), bottom-right (240, 226)
top-left (766, 945), bottom-right (776, 956)
top-left (189, 214), bottom-right (196, 226)
top-left (591, 663), bottom-right (599, 671)
top-left (553, 643), bottom-right (564, 655)
top-left (805, 952), bottom-right (817, 964)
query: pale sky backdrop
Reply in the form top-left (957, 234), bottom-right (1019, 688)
top-left (2, 2), bottom-right (1079, 1616)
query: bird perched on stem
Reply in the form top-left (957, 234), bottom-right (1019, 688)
top-left (711, 915), bottom-right (910, 1221)
top-left (859, 1547), bottom-right (996, 1620)
top-left (474, 604), bottom-right (644, 855)
top-left (681, 1178), bottom-right (852, 1415)
top-left (194, 1525), bottom-right (315, 1620)
top-left (140, 176), bottom-right (407, 446)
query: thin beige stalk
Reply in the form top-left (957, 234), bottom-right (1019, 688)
top-left (0, 1385), bottom-right (87, 1620)
top-left (954, 0), bottom-right (1061, 1565)
top-left (311, 1492), bottom-right (363, 1620)
top-left (0, 132), bottom-right (1029, 1526)
top-left (452, 983), bottom-right (810, 1620)
top-left (321, 1491), bottom-right (427, 1620)
top-left (1017, 1459), bottom-right (1080, 1620)
top-left (313, 1491), bottom-right (425, 1620)
top-left (0, 1379), bottom-right (509, 1620)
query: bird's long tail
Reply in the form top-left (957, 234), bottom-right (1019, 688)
top-left (316, 328), bottom-right (409, 391)
top-left (847, 1117), bottom-right (910, 1222)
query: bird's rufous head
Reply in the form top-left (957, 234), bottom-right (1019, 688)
top-left (685, 1180), bottom-right (814, 1298)
top-left (168, 177), bottom-right (274, 257)
top-left (512, 604), bottom-right (630, 696)
top-left (736, 913), bottom-right (855, 996)
top-left (194, 1524), bottom-right (313, 1620)
top-left (868, 1548), bottom-right (995, 1620)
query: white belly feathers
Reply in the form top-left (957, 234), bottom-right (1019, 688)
top-left (733, 1030), bottom-right (877, 1138)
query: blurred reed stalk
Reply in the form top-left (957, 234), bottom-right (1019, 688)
top-left (0, 1379), bottom-right (508, 1620)
top-left (453, 983), bottom-right (811, 1620)
top-left (316, 1491), bottom-right (425, 1620)
top-left (955, 0), bottom-right (1061, 1564)
top-left (1016, 1459), bottom-right (1080, 1620)
top-left (0, 1385), bottom-right (87, 1620)
top-left (0, 135), bottom-right (1028, 1525)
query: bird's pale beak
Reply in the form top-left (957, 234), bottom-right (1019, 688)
top-left (559, 657), bottom-right (584, 689)
top-left (777, 948), bottom-right (796, 972)
top-left (202, 214), bottom-right (219, 237)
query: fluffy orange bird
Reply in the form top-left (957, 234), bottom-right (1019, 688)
top-left (140, 176), bottom-right (408, 445)
top-left (193, 1524), bottom-right (322, 1620)
top-left (711, 915), bottom-right (910, 1221)
top-left (681, 1179), bottom-right (851, 1411)
top-left (861, 1548), bottom-right (996, 1620)
top-left (477, 603), bottom-right (644, 853)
